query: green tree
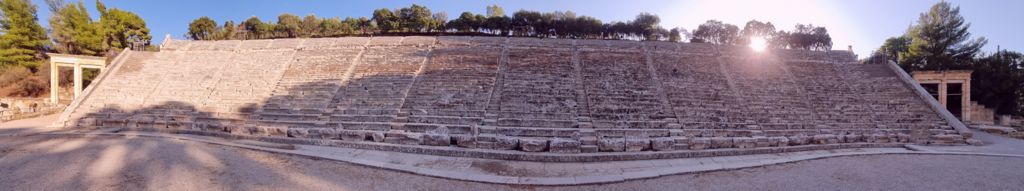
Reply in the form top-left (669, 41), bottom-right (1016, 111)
top-left (96, 0), bottom-right (150, 50)
top-left (447, 12), bottom-right (476, 32)
top-left (632, 13), bottom-right (660, 41)
top-left (486, 5), bottom-right (504, 18)
top-left (319, 17), bottom-right (343, 37)
top-left (692, 20), bottom-right (738, 45)
top-left (971, 51), bottom-right (1024, 115)
top-left (220, 20), bottom-right (236, 40)
top-left (397, 4), bottom-right (433, 32)
top-left (300, 14), bottom-right (320, 37)
top-left (668, 28), bottom-right (682, 42)
top-left (187, 16), bottom-right (217, 40)
top-left (784, 24), bottom-right (831, 51)
top-left (431, 11), bottom-right (447, 32)
top-left (48, 0), bottom-right (103, 56)
top-left (575, 16), bottom-right (603, 39)
top-left (276, 13), bottom-right (301, 38)
top-left (902, 2), bottom-right (987, 71)
top-left (372, 8), bottom-right (399, 33)
top-left (738, 20), bottom-right (776, 46)
top-left (484, 15), bottom-right (510, 35)
top-left (242, 16), bottom-right (271, 39)
top-left (0, 0), bottom-right (49, 69)
top-left (871, 35), bottom-right (911, 63)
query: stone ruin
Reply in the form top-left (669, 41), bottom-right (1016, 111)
top-left (60, 36), bottom-right (971, 161)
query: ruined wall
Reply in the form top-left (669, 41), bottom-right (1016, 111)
top-left (0, 98), bottom-right (64, 122)
top-left (63, 36), bottom-right (966, 159)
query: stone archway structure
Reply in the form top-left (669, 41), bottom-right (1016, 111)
top-left (911, 70), bottom-right (972, 121)
top-left (47, 53), bottom-right (108, 104)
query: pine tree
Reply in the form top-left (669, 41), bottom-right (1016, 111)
top-left (0, 0), bottom-right (49, 69)
top-left (48, 0), bottom-right (104, 56)
top-left (96, 0), bottom-right (150, 50)
top-left (902, 1), bottom-right (987, 70)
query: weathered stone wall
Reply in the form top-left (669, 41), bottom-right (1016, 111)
top-left (0, 98), bottom-right (64, 122)
top-left (64, 36), bottom-right (966, 159)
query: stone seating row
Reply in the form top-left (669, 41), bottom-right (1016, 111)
top-left (66, 37), bottom-right (965, 155)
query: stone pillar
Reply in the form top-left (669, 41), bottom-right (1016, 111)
top-left (50, 61), bottom-right (59, 104)
top-left (938, 80), bottom-right (947, 106)
top-left (73, 63), bottom-right (83, 99)
top-left (962, 79), bottom-right (972, 121)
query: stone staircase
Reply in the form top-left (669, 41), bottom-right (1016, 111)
top-left (64, 36), bottom-right (968, 157)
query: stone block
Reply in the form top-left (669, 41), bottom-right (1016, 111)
top-left (812, 134), bottom-right (838, 144)
top-left (494, 136), bottom-right (519, 150)
top-left (384, 131), bottom-right (422, 145)
top-left (772, 136), bottom-right (790, 147)
top-left (689, 138), bottom-right (711, 150)
top-left (308, 128), bottom-right (337, 139)
top-left (843, 134), bottom-right (862, 143)
top-left (580, 145), bottom-right (599, 153)
top-left (651, 137), bottom-right (675, 151)
top-left (370, 131), bottom-right (385, 142)
top-left (423, 134), bottom-right (451, 146)
top-left (867, 134), bottom-right (886, 143)
top-left (789, 135), bottom-right (810, 145)
top-left (287, 128), bottom-right (309, 138)
top-left (710, 137), bottom-right (734, 149)
top-left (550, 138), bottom-right (581, 153)
top-left (580, 136), bottom-right (598, 145)
top-left (929, 134), bottom-right (964, 145)
top-left (966, 138), bottom-right (984, 146)
top-left (265, 126), bottom-right (288, 136)
top-left (753, 136), bottom-right (770, 147)
top-left (520, 138), bottom-right (548, 152)
top-left (625, 137), bottom-right (650, 152)
top-left (341, 130), bottom-right (367, 141)
top-left (598, 138), bottom-right (625, 152)
top-left (452, 135), bottom-right (476, 148)
top-left (734, 137), bottom-right (756, 148)
top-left (897, 133), bottom-right (911, 143)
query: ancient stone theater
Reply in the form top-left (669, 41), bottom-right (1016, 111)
top-left (58, 36), bottom-right (972, 161)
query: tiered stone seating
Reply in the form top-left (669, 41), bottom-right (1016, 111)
top-left (328, 37), bottom-right (434, 131)
top-left (203, 49), bottom-right (294, 113)
top-left (580, 51), bottom-right (670, 129)
top-left (719, 56), bottom-right (818, 129)
top-left (146, 51), bottom-right (231, 106)
top-left (401, 37), bottom-right (501, 133)
top-left (834, 63), bottom-right (947, 129)
top-left (788, 61), bottom-right (877, 129)
top-left (492, 40), bottom-right (578, 130)
top-left (652, 53), bottom-right (739, 129)
top-left (73, 51), bottom-right (163, 123)
top-left (255, 46), bottom-right (364, 125)
top-left (67, 36), bottom-right (967, 157)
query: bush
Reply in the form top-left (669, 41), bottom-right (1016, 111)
top-left (0, 66), bottom-right (33, 87)
top-left (10, 77), bottom-right (47, 97)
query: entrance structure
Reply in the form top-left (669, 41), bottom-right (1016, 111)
top-left (911, 70), bottom-right (998, 124)
top-left (47, 53), bottom-right (108, 104)
top-left (911, 70), bottom-right (972, 120)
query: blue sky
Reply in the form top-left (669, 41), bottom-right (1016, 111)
top-left (28, 0), bottom-right (1023, 58)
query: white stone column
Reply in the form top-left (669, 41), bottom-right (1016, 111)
top-left (938, 80), bottom-right (947, 107)
top-left (73, 63), bottom-right (83, 99)
top-left (50, 61), bottom-right (59, 104)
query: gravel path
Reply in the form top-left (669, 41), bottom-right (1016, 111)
top-left (0, 135), bottom-right (1021, 191)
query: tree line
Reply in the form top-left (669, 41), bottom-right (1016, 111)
top-left (0, 0), bottom-right (151, 97)
top-left (870, 1), bottom-right (1023, 116)
top-left (187, 4), bottom-right (834, 51)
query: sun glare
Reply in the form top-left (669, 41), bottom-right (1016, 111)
top-left (749, 36), bottom-right (767, 52)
